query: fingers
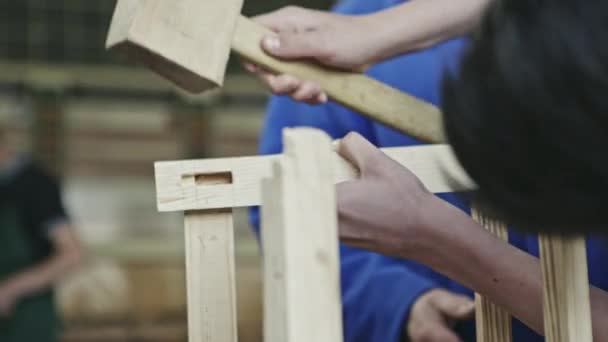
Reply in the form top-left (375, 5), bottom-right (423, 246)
top-left (430, 290), bottom-right (475, 320)
top-left (255, 6), bottom-right (326, 61)
top-left (291, 81), bottom-right (327, 104)
top-left (336, 132), bottom-right (383, 174)
top-left (261, 30), bottom-right (325, 61)
top-left (254, 6), bottom-right (315, 33)
top-left (409, 290), bottom-right (469, 342)
top-left (242, 60), bottom-right (328, 104)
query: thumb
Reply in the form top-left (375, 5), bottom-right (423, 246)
top-left (261, 31), bottom-right (325, 60)
top-left (336, 132), bottom-right (382, 175)
top-left (432, 292), bottom-right (475, 320)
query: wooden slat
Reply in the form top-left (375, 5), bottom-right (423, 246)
top-left (539, 234), bottom-right (592, 342)
top-left (155, 143), bottom-right (474, 212)
top-left (472, 206), bottom-right (512, 342)
top-left (260, 128), bottom-right (343, 342)
top-left (183, 209), bottom-right (238, 342)
top-left (181, 172), bottom-right (238, 342)
top-left (261, 165), bottom-right (287, 342)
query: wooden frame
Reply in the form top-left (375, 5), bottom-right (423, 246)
top-left (154, 128), bottom-right (593, 342)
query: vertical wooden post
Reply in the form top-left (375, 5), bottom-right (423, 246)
top-left (539, 235), bottom-right (592, 342)
top-left (182, 174), bottom-right (238, 342)
top-left (261, 165), bottom-right (288, 342)
top-left (471, 206), bottom-right (512, 342)
top-left (261, 128), bottom-right (343, 342)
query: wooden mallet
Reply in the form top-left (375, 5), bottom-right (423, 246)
top-left (106, 0), bottom-right (443, 143)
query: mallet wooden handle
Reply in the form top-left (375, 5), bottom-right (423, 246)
top-left (232, 16), bottom-right (445, 143)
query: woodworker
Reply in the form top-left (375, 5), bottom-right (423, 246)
top-left (248, 0), bottom-right (608, 340)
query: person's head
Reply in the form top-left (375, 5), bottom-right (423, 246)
top-left (441, 0), bottom-right (608, 233)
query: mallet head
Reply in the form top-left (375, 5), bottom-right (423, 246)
top-left (106, 0), bottom-right (244, 93)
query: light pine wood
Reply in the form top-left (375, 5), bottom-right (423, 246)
top-left (233, 17), bottom-right (443, 142)
top-left (181, 172), bottom-right (238, 342)
top-left (106, 0), bottom-right (244, 91)
top-left (471, 206), bottom-right (512, 342)
top-left (261, 165), bottom-right (287, 342)
top-left (539, 234), bottom-right (592, 342)
top-left (260, 128), bottom-right (343, 342)
top-left (155, 144), bottom-right (474, 212)
top-left (107, 1), bottom-right (444, 142)
top-left (183, 210), bottom-right (238, 342)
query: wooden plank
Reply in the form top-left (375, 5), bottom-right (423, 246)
top-left (261, 128), bottom-right (343, 342)
top-left (155, 144), bottom-right (474, 212)
top-left (471, 206), bottom-right (512, 342)
top-left (182, 171), bottom-right (237, 342)
top-left (183, 209), bottom-right (237, 342)
top-left (261, 164), bottom-right (287, 342)
top-left (539, 235), bottom-right (592, 342)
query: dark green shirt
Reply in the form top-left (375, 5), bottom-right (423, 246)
top-left (0, 157), bottom-right (67, 342)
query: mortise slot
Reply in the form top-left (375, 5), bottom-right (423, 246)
top-left (183, 172), bottom-right (233, 186)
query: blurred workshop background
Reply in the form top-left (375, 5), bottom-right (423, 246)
top-left (0, 0), bottom-right (333, 341)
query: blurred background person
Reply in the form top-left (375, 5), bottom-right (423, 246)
top-left (0, 1), bottom-right (341, 341)
top-left (0, 126), bottom-right (82, 342)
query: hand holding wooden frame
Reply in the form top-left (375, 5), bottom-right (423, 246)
top-left (155, 127), bottom-right (592, 342)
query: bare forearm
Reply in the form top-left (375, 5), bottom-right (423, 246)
top-left (363, 0), bottom-right (491, 60)
top-left (2, 225), bottom-right (82, 299)
top-left (416, 196), bottom-right (608, 339)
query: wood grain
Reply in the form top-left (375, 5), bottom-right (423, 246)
top-left (106, 0), bottom-right (244, 92)
top-left (471, 206), bottom-right (512, 342)
top-left (260, 128), bottom-right (343, 342)
top-left (155, 144), bottom-right (474, 212)
top-left (539, 234), bottom-right (592, 342)
top-left (261, 165), bottom-right (287, 342)
top-left (182, 174), bottom-right (238, 342)
top-left (183, 209), bottom-right (238, 342)
top-left (233, 16), bottom-right (443, 142)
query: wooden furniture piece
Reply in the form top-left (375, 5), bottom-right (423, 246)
top-left (154, 127), bottom-right (593, 342)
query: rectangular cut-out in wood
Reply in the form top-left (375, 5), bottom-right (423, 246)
top-left (261, 128), bottom-right (343, 342)
top-left (181, 174), bottom-right (237, 342)
top-left (155, 144), bottom-right (475, 213)
top-left (472, 206), bottom-right (512, 342)
top-left (539, 234), bottom-right (592, 342)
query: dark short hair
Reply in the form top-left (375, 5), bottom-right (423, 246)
top-left (441, 0), bottom-right (608, 233)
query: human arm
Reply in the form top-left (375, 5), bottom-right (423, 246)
top-left (335, 132), bottom-right (608, 339)
top-left (249, 95), bottom-right (475, 341)
top-left (0, 223), bottom-right (82, 317)
top-left (246, 0), bottom-right (490, 103)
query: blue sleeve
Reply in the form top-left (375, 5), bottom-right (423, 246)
top-left (340, 245), bottom-right (438, 341)
top-left (249, 95), bottom-right (442, 342)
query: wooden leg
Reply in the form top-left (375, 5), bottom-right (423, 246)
top-left (261, 166), bottom-right (287, 342)
top-left (184, 209), bottom-right (238, 342)
top-left (539, 234), bottom-right (592, 342)
top-left (261, 128), bottom-right (343, 342)
top-left (472, 206), bottom-right (512, 342)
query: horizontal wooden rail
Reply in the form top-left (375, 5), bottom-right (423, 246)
top-left (155, 143), bottom-right (475, 212)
